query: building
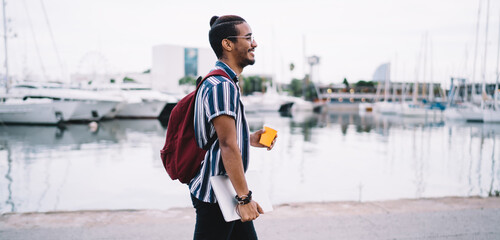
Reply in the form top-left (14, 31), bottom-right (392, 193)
top-left (372, 62), bottom-right (390, 83)
top-left (152, 44), bottom-right (216, 94)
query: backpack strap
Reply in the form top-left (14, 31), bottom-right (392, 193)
top-left (196, 69), bottom-right (231, 90)
top-left (196, 69), bottom-right (232, 150)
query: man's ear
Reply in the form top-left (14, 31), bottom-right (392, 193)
top-left (222, 39), bottom-right (233, 52)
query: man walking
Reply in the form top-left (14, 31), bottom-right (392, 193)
top-left (190, 15), bottom-right (276, 239)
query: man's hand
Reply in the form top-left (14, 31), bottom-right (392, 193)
top-left (238, 201), bottom-right (264, 222)
top-left (250, 129), bottom-right (277, 150)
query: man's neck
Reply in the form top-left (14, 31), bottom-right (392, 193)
top-left (220, 58), bottom-right (242, 76)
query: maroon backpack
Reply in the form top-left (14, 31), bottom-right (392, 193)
top-left (160, 69), bottom-right (230, 184)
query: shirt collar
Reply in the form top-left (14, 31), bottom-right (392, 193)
top-left (216, 61), bottom-right (239, 83)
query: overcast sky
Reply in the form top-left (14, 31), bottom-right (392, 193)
top-left (2, 0), bottom-right (500, 87)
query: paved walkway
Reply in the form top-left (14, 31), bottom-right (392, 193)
top-left (1, 197), bottom-right (500, 240)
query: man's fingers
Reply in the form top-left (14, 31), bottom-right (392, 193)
top-left (239, 202), bottom-right (262, 222)
top-left (267, 136), bottom-right (277, 150)
top-left (256, 128), bottom-right (265, 135)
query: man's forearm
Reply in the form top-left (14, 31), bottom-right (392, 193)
top-left (219, 143), bottom-right (249, 197)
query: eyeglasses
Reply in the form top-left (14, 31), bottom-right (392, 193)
top-left (226, 35), bottom-right (255, 43)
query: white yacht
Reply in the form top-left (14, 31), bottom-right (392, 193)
top-left (87, 83), bottom-right (177, 118)
top-left (0, 97), bottom-right (79, 125)
top-left (241, 92), bottom-right (293, 113)
top-left (0, 1), bottom-right (84, 124)
top-left (444, 103), bottom-right (483, 122)
top-left (374, 101), bottom-right (398, 115)
top-left (483, 95), bottom-right (500, 122)
top-left (7, 83), bottom-right (123, 121)
top-left (483, 108), bottom-right (500, 122)
top-left (399, 103), bottom-right (444, 119)
top-left (281, 95), bottom-right (320, 112)
top-left (444, 107), bottom-right (465, 120)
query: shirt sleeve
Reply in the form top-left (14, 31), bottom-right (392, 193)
top-left (204, 81), bottom-right (239, 122)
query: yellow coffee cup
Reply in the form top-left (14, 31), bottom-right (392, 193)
top-left (259, 126), bottom-right (277, 147)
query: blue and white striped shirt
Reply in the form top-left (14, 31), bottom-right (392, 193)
top-left (190, 61), bottom-right (250, 203)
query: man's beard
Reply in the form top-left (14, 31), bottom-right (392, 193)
top-left (236, 46), bottom-right (255, 69)
top-left (239, 58), bottom-right (255, 69)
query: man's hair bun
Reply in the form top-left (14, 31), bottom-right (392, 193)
top-left (210, 16), bottom-right (219, 27)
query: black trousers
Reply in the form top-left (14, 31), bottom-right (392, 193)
top-left (191, 194), bottom-right (258, 240)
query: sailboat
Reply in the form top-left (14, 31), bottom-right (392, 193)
top-left (483, 1), bottom-right (500, 123)
top-left (373, 63), bottom-right (398, 114)
top-left (445, 0), bottom-right (491, 122)
top-left (241, 81), bottom-right (293, 113)
top-left (483, 100), bottom-right (500, 122)
top-left (0, 0), bottom-right (79, 125)
top-left (7, 82), bottom-right (123, 121)
top-left (445, 78), bottom-right (484, 121)
top-left (399, 33), bottom-right (445, 118)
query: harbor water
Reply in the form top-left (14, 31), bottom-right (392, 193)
top-left (0, 112), bottom-right (499, 214)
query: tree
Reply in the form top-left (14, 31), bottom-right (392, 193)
top-left (354, 80), bottom-right (376, 93)
top-left (123, 77), bottom-right (136, 83)
top-left (304, 82), bottom-right (319, 101)
top-left (290, 78), bottom-right (303, 97)
top-left (178, 76), bottom-right (197, 86)
top-left (288, 77), bottom-right (318, 101)
top-left (240, 75), bottom-right (267, 95)
top-left (342, 78), bottom-right (349, 88)
top-left (355, 80), bottom-right (374, 87)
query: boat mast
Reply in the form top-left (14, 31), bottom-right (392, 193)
top-left (422, 33), bottom-right (428, 101)
top-left (495, 6), bottom-right (500, 110)
top-left (470, 0), bottom-right (482, 103)
top-left (392, 54), bottom-right (397, 103)
top-left (429, 37), bottom-right (435, 102)
top-left (384, 63), bottom-right (390, 102)
top-left (2, 0), bottom-right (8, 94)
top-left (413, 34), bottom-right (425, 104)
top-left (481, 0), bottom-right (490, 107)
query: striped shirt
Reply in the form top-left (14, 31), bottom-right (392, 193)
top-left (190, 61), bottom-right (250, 203)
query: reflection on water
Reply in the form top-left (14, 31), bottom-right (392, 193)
top-left (0, 120), bottom-right (173, 213)
top-left (0, 113), bottom-right (499, 213)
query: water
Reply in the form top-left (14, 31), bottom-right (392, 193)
top-left (0, 112), bottom-right (499, 213)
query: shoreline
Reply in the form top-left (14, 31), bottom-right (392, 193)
top-left (2, 196), bottom-right (500, 239)
top-left (2, 195), bottom-right (499, 216)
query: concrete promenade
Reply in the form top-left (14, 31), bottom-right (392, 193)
top-left (1, 197), bottom-right (500, 240)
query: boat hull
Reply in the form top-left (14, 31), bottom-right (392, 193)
top-left (103, 101), bottom-right (127, 119)
top-left (0, 99), bottom-right (79, 125)
top-left (399, 104), bottom-right (444, 118)
top-left (374, 102), bottom-right (398, 114)
top-left (324, 102), bottom-right (359, 112)
top-left (444, 108), bottom-right (464, 120)
top-left (70, 101), bottom-right (120, 121)
top-left (483, 109), bottom-right (500, 122)
top-left (116, 100), bottom-right (167, 118)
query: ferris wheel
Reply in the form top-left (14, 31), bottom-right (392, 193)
top-left (77, 51), bottom-right (112, 82)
